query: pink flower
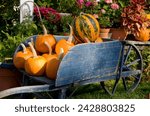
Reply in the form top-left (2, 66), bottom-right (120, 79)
top-left (104, 0), bottom-right (112, 4)
top-left (93, 14), bottom-right (99, 19)
top-left (76, 0), bottom-right (84, 8)
top-left (85, 1), bottom-right (93, 7)
top-left (77, 0), bottom-right (84, 4)
top-left (101, 9), bottom-right (106, 14)
top-left (111, 3), bottom-right (119, 10)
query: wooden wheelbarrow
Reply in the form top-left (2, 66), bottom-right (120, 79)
top-left (0, 35), bottom-right (143, 98)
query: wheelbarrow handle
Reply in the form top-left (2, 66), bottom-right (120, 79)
top-left (0, 84), bottom-right (51, 98)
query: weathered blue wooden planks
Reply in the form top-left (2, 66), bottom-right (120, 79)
top-left (56, 41), bottom-right (123, 87)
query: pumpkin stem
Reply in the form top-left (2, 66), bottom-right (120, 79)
top-left (28, 42), bottom-right (38, 58)
top-left (42, 24), bottom-right (48, 35)
top-left (44, 41), bottom-right (52, 55)
top-left (20, 43), bottom-right (27, 53)
top-left (67, 25), bottom-right (73, 43)
top-left (58, 48), bottom-right (64, 61)
top-left (80, 12), bottom-right (85, 16)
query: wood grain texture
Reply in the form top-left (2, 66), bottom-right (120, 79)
top-left (56, 41), bottom-right (123, 87)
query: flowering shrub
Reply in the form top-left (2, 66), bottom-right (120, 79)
top-left (32, 0), bottom-right (131, 33)
top-left (97, 0), bottom-right (121, 28)
top-left (34, 7), bottom-right (61, 23)
top-left (75, 0), bottom-right (100, 14)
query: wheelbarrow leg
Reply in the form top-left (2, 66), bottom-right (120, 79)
top-left (20, 74), bottom-right (30, 98)
top-left (58, 88), bottom-right (67, 99)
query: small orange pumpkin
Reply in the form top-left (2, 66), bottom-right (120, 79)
top-left (42, 41), bottom-right (57, 61)
top-left (46, 48), bottom-right (64, 80)
top-left (135, 27), bottom-right (150, 41)
top-left (35, 25), bottom-right (56, 53)
top-left (147, 14), bottom-right (150, 20)
top-left (25, 42), bottom-right (47, 76)
top-left (55, 25), bottom-right (74, 56)
top-left (95, 37), bottom-right (103, 43)
top-left (13, 43), bottom-right (33, 69)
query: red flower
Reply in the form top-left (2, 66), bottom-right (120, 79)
top-left (34, 7), bottom-right (61, 23)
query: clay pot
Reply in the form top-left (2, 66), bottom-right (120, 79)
top-left (100, 33), bottom-right (112, 39)
top-left (110, 28), bottom-right (127, 40)
top-left (100, 28), bottom-right (111, 39)
top-left (0, 68), bottom-right (22, 91)
top-left (100, 28), bottom-right (110, 33)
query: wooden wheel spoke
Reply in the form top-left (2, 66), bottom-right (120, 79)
top-left (100, 78), bottom-right (120, 96)
top-left (126, 59), bottom-right (140, 67)
top-left (124, 46), bottom-right (132, 63)
top-left (132, 74), bottom-right (140, 80)
top-left (122, 77), bottom-right (127, 91)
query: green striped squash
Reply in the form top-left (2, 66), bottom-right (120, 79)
top-left (72, 13), bottom-right (100, 43)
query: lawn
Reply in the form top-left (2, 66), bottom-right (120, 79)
top-left (69, 80), bottom-right (150, 99)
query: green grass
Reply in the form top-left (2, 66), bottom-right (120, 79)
top-left (68, 81), bottom-right (150, 99)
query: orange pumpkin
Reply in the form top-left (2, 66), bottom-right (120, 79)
top-left (147, 14), bottom-right (150, 20)
top-left (135, 27), bottom-right (150, 41)
top-left (42, 41), bottom-right (57, 61)
top-left (46, 48), bottom-right (64, 80)
top-left (25, 42), bottom-right (47, 76)
top-left (13, 43), bottom-right (33, 69)
top-left (55, 25), bottom-right (74, 56)
top-left (95, 37), bottom-right (103, 43)
top-left (35, 25), bottom-right (56, 53)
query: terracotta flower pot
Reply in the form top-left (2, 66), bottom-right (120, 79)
top-left (110, 28), bottom-right (127, 40)
top-left (100, 33), bottom-right (112, 39)
top-left (0, 68), bottom-right (22, 91)
top-left (100, 28), bottom-right (110, 33)
top-left (100, 28), bottom-right (111, 39)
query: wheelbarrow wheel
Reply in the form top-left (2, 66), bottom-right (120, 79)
top-left (100, 41), bottom-right (143, 95)
top-left (122, 41), bottom-right (143, 93)
top-left (100, 79), bottom-right (120, 96)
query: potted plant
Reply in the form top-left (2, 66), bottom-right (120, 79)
top-left (121, 0), bottom-right (150, 41)
top-left (98, 16), bottom-right (112, 38)
top-left (96, 0), bottom-right (121, 38)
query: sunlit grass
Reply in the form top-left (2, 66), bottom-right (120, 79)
top-left (69, 81), bottom-right (150, 99)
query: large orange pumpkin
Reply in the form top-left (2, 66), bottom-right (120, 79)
top-left (35, 25), bottom-right (56, 53)
top-left (25, 42), bottom-right (47, 76)
top-left (55, 25), bottom-right (74, 56)
top-left (13, 43), bottom-right (33, 69)
top-left (72, 13), bottom-right (100, 43)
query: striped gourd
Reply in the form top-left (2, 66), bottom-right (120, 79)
top-left (72, 13), bottom-right (100, 43)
